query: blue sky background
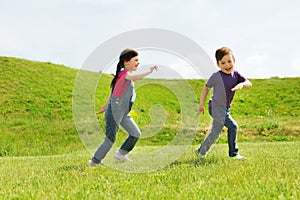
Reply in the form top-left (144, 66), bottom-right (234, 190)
top-left (1, 0), bottom-right (300, 78)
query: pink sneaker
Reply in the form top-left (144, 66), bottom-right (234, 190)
top-left (114, 152), bottom-right (132, 162)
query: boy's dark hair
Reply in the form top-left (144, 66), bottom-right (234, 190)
top-left (215, 47), bottom-right (235, 63)
top-left (110, 48), bottom-right (138, 90)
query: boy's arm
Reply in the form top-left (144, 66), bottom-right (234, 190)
top-left (231, 79), bottom-right (252, 91)
top-left (197, 86), bottom-right (210, 116)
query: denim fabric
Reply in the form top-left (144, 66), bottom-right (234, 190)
top-left (199, 107), bottom-right (238, 157)
top-left (92, 99), bottom-right (141, 163)
top-left (224, 111), bottom-right (239, 156)
top-left (92, 103), bottom-right (117, 164)
top-left (119, 114), bottom-right (141, 154)
top-left (111, 81), bottom-right (134, 125)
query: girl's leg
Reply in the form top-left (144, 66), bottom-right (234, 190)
top-left (92, 104), bottom-right (118, 163)
top-left (224, 111), bottom-right (238, 157)
top-left (118, 115), bottom-right (141, 155)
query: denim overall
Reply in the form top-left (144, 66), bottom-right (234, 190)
top-left (92, 80), bottom-right (141, 164)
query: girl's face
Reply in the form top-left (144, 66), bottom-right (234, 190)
top-left (217, 54), bottom-right (235, 74)
top-left (124, 56), bottom-right (139, 72)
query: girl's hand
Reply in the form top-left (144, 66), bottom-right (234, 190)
top-left (96, 105), bottom-right (107, 114)
top-left (149, 65), bottom-right (158, 73)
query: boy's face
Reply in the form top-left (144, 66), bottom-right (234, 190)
top-left (217, 54), bottom-right (235, 74)
top-left (124, 56), bottom-right (140, 72)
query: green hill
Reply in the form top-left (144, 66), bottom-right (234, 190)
top-left (1, 56), bottom-right (299, 156)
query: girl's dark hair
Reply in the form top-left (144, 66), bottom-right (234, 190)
top-left (110, 48), bottom-right (138, 90)
top-left (215, 47), bottom-right (235, 63)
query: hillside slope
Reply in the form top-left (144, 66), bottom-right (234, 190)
top-left (1, 57), bottom-right (299, 156)
top-left (0, 57), bottom-right (81, 156)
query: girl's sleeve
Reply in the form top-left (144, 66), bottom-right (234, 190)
top-left (118, 70), bottom-right (129, 83)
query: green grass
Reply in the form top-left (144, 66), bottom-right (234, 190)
top-left (1, 56), bottom-right (300, 156)
top-left (1, 56), bottom-right (300, 199)
top-left (0, 142), bottom-right (299, 199)
top-left (0, 57), bottom-right (83, 156)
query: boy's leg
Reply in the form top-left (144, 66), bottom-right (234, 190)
top-left (199, 118), bottom-right (224, 155)
top-left (224, 112), bottom-right (239, 157)
top-left (198, 107), bottom-right (226, 155)
top-left (92, 104), bottom-right (118, 163)
top-left (118, 115), bottom-right (141, 155)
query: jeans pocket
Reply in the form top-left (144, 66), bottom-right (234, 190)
top-left (211, 107), bottom-right (226, 124)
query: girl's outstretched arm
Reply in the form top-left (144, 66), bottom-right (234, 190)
top-left (125, 66), bottom-right (158, 81)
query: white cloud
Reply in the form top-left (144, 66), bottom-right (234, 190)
top-left (240, 54), bottom-right (269, 78)
top-left (0, 30), bottom-right (22, 54)
top-left (1, 0), bottom-right (300, 78)
top-left (75, 0), bottom-right (122, 4)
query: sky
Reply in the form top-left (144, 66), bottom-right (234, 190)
top-left (1, 0), bottom-right (300, 79)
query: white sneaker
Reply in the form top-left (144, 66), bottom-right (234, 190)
top-left (229, 154), bottom-right (246, 160)
top-left (88, 160), bottom-right (99, 167)
top-left (114, 152), bottom-right (132, 162)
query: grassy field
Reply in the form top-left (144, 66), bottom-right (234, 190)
top-left (1, 142), bottom-right (299, 199)
top-left (1, 56), bottom-right (299, 156)
top-left (0, 56), bottom-right (300, 199)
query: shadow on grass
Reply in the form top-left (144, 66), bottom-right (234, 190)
top-left (57, 164), bottom-right (88, 172)
top-left (169, 157), bottom-right (219, 167)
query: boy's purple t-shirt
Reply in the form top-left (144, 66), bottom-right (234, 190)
top-left (206, 70), bottom-right (246, 109)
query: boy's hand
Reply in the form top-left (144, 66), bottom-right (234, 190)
top-left (197, 106), bottom-right (205, 117)
top-left (231, 83), bottom-right (244, 91)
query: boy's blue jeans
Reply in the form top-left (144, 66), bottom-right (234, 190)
top-left (199, 107), bottom-right (239, 157)
top-left (92, 102), bottom-right (141, 163)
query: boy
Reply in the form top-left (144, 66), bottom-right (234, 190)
top-left (195, 47), bottom-right (252, 160)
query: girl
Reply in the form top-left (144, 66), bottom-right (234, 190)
top-left (88, 48), bottom-right (158, 166)
top-left (195, 47), bottom-right (252, 160)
